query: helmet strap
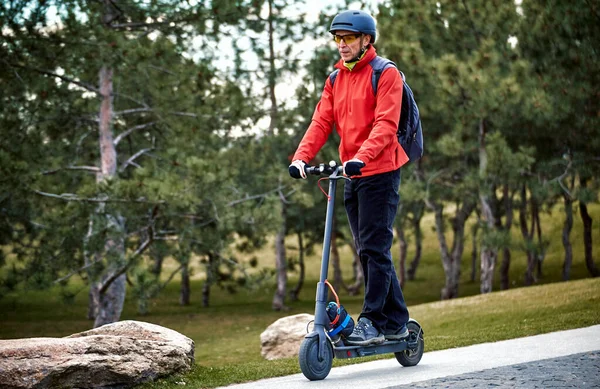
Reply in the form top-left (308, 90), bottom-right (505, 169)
top-left (348, 36), bottom-right (369, 63)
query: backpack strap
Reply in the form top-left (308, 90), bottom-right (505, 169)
top-left (329, 69), bottom-right (339, 87)
top-left (369, 56), bottom-right (399, 95)
top-left (329, 56), bottom-right (400, 93)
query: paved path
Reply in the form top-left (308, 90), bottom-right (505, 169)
top-left (219, 325), bottom-right (600, 389)
top-left (391, 351), bottom-right (599, 388)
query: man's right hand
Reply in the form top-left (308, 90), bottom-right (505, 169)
top-left (289, 160), bottom-right (307, 179)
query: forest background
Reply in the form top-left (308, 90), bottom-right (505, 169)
top-left (1, 0), bottom-right (599, 349)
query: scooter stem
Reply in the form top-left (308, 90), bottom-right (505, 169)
top-left (314, 177), bottom-right (337, 327)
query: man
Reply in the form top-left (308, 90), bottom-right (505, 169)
top-left (288, 10), bottom-right (410, 346)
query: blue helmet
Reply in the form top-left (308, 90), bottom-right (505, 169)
top-left (329, 10), bottom-right (377, 43)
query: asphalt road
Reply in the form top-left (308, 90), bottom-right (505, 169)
top-left (218, 324), bottom-right (600, 389)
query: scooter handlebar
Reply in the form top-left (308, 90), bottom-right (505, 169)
top-left (304, 161), bottom-right (343, 176)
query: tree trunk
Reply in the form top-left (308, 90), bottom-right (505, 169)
top-left (267, 0), bottom-right (278, 135)
top-left (150, 243), bottom-right (165, 276)
top-left (432, 206), bottom-right (453, 299)
top-left (470, 221), bottom-right (479, 282)
top-left (562, 193), bottom-right (574, 281)
top-left (407, 207), bottom-right (424, 281)
top-left (92, 66), bottom-right (128, 328)
top-left (98, 67), bottom-right (117, 177)
top-left (425, 186), bottom-right (475, 299)
top-left (85, 219), bottom-right (100, 320)
top-left (202, 255), bottom-right (212, 308)
top-left (427, 203), bottom-right (453, 299)
top-left (180, 263), bottom-right (190, 306)
top-left (447, 200), bottom-right (476, 299)
top-left (519, 184), bottom-right (536, 285)
top-left (500, 184), bottom-right (514, 290)
top-left (87, 283), bottom-right (100, 320)
top-left (346, 240), bottom-right (363, 296)
top-left (395, 221), bottom-right (408, 288)
top-left (94, 275), bottom-right (126, 327)
top-left (479, 119), bottom-right (497, 294)
top-left (330, 215), bottom-right (345, 292)
top-left (500, 247), bottom-right (511, 290)
top-left (94, 254), bottom-right (126, 327)
top-left (93, 214), bottom-right (127, 328)
top-left (272, 195), bottom-right (288, 310)
top-left (289, 232), bottom-right (305, 301)
top-left (533, 201), bottom-right (544, 280)
top-left (479, 191), bottom-right (497, 294)
top-left (579, 178), bottom-right (600, 277)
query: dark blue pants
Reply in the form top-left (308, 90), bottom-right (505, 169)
top-left (344, 168), bottom-right (409, 332)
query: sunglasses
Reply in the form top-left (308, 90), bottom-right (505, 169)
top-left (333, 33), bottom-right (363, 44)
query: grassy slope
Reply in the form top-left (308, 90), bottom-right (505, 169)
top-left (0, 205), bottom-right (598, 387)
top-left (136, 278), bottom-right (600, 388)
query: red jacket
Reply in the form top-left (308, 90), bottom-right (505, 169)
top-left (293, 46), bottom-right (409, 177)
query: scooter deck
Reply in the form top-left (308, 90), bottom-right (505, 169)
top-left (333, 339), bottom-right (409, 359)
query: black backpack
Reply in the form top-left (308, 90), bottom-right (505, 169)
top-left (329, 56), bottom-right (424, 163)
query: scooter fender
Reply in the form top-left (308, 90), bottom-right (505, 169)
top-left (408, 318), bottom-right (423, 332)
top-left (407, 318), bottom-right (424, 349)
top-left (304, 328), bottom-right (330, 362)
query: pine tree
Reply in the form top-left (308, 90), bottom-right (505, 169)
top-left (0, 0), bottom-right (255, 322)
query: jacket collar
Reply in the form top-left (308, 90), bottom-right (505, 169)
top-left (335, 45), bottom-right (377, 72)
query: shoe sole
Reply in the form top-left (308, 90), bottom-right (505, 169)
top-left (384, 330), bottom-right (409, 341)
top-left (345, 335), bottom-right (385, 346)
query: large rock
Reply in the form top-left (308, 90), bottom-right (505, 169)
top-left (260, 313), bottom-right (314, 360)
top-left (0, 320), bottom-right (194, 389)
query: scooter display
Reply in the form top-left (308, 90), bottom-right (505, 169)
top-left (298, 161), bottom-right (424, 381)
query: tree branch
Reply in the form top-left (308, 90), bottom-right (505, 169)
top-left (112, 91), bottom-right (150, 109)
top-left (227, 186), bottom-right (287, 207)
top-left (278, 189), bottom-right (292, 205)
top-left (9, 63), bottom-right (101, 94)
top-left (108, 20), bottom-right (172, 29)
top-left (460, 0), bottom-right (482, 44)
top-left (424, 169), bottom-right (447, 210)
top-left (168, 111), bottom-right (207, 118)
top-left (98, 206), bottom-right (158, 295)
top-left (114, 108), bottom-right (153, 116)
top-left (120, 148), bottom-right (153, 172)
top-left (584, 0), bottom-right (600, 23)
top-left (148, 64), bottom-right (176, 76)
top-left (41, 166), bottom-right (100, 175)
top-left (54, 256), bottom-right (104, 284)
top-left (7, 62), bottom-right (149, 109)
top-left (157, 264), bottom-right (185, 292)
top-left (113, 121), bottom-right (157, 145)
top-left (549, 158), bottom-right (573, 199)
top-left (34, 190), bottom-right (165, 205)
top-left (2, 59), bottom-right (25, 85)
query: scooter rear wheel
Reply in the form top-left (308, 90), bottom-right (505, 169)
top-left (299, 336), bottom-right (333, 381)
top-left (395, 321), bottom-right (424, 367)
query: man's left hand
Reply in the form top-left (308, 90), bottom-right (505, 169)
top-left (343, 159), bottom-right (365, 176)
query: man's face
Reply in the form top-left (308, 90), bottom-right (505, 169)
top-left (333, 30), bottom-right (371, 62)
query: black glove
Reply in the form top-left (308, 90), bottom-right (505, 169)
top-left (289, 160), bottom-right (307, 179)
top-left (344, 160), bottom-right (365, 176)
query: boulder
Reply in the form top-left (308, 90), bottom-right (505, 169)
top-left (260, 313), bottom-right (314, 360)
top-left (0, 320), bottom-right (194, 389)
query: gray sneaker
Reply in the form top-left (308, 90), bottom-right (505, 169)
top-left (384, 324), bottom-right (409, 341)
top-left (346, 317), bottom-right (385, 346)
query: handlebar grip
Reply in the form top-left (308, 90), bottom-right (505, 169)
top-left (304, 165), bottom-right (323, 175)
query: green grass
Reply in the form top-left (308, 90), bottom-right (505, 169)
top-left (1, 277), bottom-right (598, 388)
top-left (1, 204), bottom-right (599, 387)
top-left (135, 278), bottom-right (600, 388)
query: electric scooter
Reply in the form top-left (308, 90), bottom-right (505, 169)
top-left (298, 161), bottom-right (424, 381)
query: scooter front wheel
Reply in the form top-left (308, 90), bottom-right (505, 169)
top-left (395, 321), bottom-right (424, 367)
top-left (299, 336), bottom-right (333, 381)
